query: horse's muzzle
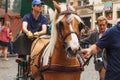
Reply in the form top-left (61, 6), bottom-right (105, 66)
top-left (66, 47), bottom-right (81, 57)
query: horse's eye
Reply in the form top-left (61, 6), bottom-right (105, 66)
top-left (57, 21), bottom-right (64, 30)
top-left (59, 21), bottom-right (64, 28)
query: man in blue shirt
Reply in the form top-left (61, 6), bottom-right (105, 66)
top-left (81, 21), bottom-right (120, 80)
top-left (17, 0), bottom-right (48, 59)
top-left (22, 0), bottom-right (47, 38)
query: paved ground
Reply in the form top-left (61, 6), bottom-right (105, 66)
top-left (0, 56), bottom-right (17, 80)
top-left (81, 57), bottom-right (100, 80)
top-left (0, 55), bottom-right (100, 80)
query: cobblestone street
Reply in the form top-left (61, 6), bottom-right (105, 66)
top-left (0, 56), bottom-right (17, 80)
top-left (81, 57), bottom-right (99, 80)
top-left (0, 56), bottom-right (100, 80)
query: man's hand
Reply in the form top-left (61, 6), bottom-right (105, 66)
top-left (33, 32), bottom-right (40, 38)
top-left (81, 48), bottom-right (92, 58)
top-left (26, 31), bottom-right (33, 39)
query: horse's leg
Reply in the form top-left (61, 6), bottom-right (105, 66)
top-left (30, 55), bottom-right (42, 80)
top-left (99, 67), bottom-right (106, 80)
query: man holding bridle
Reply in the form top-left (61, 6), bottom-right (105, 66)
top-left (81, 16), bottom-right (108, 80)
top-left (81, 19), bottom-right (120, 80)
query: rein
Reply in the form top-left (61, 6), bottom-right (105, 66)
top-left (30, 47), bottom-right (92, 80)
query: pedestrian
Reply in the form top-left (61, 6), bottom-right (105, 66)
top-left (81, 16), bottom-right (108, 80)
top-left (14, 0), bottom-right (48, 60)
top-left (0, 20), bottom-right (2, 32)
top-left (81, 20), bottom-right (120, 80)
top-left (9, 29), bottom-right (14, 54)
top-left (0, 20), bottom-right (2, 56)
top-left (0, 21), bottom-right (11, 61)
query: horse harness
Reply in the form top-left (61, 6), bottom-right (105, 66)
top-left (30, 38), bottom-right (92, 80)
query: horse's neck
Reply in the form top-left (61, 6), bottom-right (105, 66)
top-left (51, 47), bottom-right (67, 64)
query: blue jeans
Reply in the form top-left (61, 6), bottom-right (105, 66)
top-left (8, 41), bottom-right (14, 54)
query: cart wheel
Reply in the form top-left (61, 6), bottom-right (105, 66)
top-left (16, 58), bottom-right (28, 80)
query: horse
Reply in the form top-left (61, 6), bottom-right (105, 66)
top-left (30, 0), bottom-right (87, 80)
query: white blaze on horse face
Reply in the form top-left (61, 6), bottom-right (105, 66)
top-left (68, 24), bottom-right (80, 50)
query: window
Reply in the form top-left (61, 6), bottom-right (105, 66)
top-left (117, 11), bottom-right (120, 18)
top-left (108, 23), bottom-right (112, 28)
top-left (78, 1), bottom-right (81, 6)
top-left (83, 0), bottom-right (89, 5)
top-left (78, 0), bottom-right (89, 6)
top-left (105, 11), bottom-right (112, 20)
top-left (96, 12), bottom-right (102, 20)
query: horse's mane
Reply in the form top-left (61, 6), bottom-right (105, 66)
top-left (42, 4), bottom-right (67, 65)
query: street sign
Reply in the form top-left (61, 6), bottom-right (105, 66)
top-left (43, 0), bottom-right (66, 10)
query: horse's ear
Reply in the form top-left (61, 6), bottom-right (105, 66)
top-left (73, 0), bottom-right (78, 11)
top-left (53, 1), bottom-right (61, 13)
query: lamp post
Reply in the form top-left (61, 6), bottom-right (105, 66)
top-left (5, 0), bottom-right (8, 13)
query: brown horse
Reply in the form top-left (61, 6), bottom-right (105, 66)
top-left (30, 0), bottom-right (86, 80)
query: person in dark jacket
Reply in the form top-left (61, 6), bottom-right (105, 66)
top-left (81, 20), bottom-right (120, 80)
top-left (81, 16), bottom-right (108, 80)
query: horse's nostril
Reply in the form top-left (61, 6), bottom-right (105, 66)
top-left (67, 47), bottom-right (76, 55)
top-left (67, 47), bottom-right (72, 52)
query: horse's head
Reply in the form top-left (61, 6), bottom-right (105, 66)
top-left (53, 1), bottom-right (85, 58)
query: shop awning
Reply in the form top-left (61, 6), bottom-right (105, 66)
top-left (78, 8), bottom-right (93, 17)
top-left (94, 9), bottom-right (103, 13)
top-left (0, 8), bottom-right (20, 18)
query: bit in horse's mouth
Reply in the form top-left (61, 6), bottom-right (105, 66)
top-left (67, 47), bottom-right (77, 57)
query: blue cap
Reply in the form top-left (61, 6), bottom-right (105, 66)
top-left (32, 0), bottom-right (44, 5)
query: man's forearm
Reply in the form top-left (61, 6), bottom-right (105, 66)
top-left (90, 44), bottom-right (100, 55)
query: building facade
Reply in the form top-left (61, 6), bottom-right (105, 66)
top-left (74, 0), bottom-right (120, 30)
top-left (6, 0), bottom-right (119, 30)
top-left (92, 1), bottom-right (120, 29)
